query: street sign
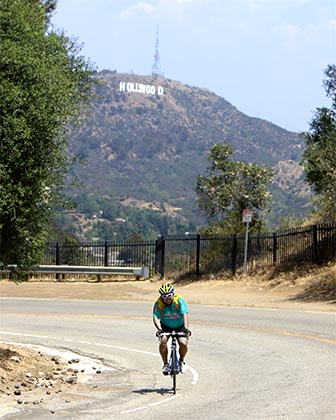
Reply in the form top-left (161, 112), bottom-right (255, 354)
top-left (242, 209), bottom-right (253, 223)
top-left (242, 209), bottom-right (253, 273)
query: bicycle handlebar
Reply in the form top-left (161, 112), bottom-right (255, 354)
top-left (156, 331), bottom-right (188, 338)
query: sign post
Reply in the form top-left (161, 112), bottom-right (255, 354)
top-left (242, 209), bottom-right (253, 273)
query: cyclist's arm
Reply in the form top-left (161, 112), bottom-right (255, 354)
top-left (182, 313), bottom-right (190, 329)
top-left (153, 301), bottom-right (162, 332)
top-left (153, 315), bottom-right (162, 332)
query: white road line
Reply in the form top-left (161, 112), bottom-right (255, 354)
top-left (121, 406), bottom-right (147, 414)
top-left (187, 365), bottom-right (199, 384)
top-left (147, 394), bottom-right (181, 406)
top-left (95, 342), bottom-right (159, 356)
top-left (23, 333), bottom-right (49, 338)
top-left (121, 394), bottom-right (181, 413)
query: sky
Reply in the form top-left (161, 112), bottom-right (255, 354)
top-left (51, 0), bottom-right (335, 133)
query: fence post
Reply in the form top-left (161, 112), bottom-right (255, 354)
top-left (155, 236), bottom-right (165, 278)
top-left (333, 223), bottom-right (336, 258)
top-left (196, 234), bottom-right (201, 276)
top-left (104, 241), bottom-right (108, 267)
top-left (231, 234), bottom-right (237, 275)
top-left (273, 232), bottom-right (277, 265)
top-left (312, 224), bottom-right (318, 262)
top-left (56, 242), bottom-right (60, 265)
top-left (55, 242), bottom-right (61, 281)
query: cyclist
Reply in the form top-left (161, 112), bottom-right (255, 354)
top-left (153, 283), bottom-right (191, 375)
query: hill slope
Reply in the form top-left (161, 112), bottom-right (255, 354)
top-left (61, 71), bottom-right (310, 240)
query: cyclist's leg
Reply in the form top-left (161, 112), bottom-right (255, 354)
top-left (159, 323), bottom-right (172, 364)
top-left (159, 334), bottom-right (169, 364)
top-left (177, 337), bottom-right (188, 362)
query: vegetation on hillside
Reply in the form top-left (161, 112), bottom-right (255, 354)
top-left (301, 64), bottom-right (336, 222)
top-left (0, 0), bottom-right (94, 270)
top-left (196, 143), bottom-right (273, 234)
top-left (55, 195), bottom-right (195, 241)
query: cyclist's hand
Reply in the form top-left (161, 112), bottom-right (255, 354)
top-left (156, 330), bottom-right (163, 337)
top-left (182, 327), bottom-right (192, 337)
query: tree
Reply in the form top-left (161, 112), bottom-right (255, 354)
top-left (301, 64), bottom-right (336, 222)
top-left (0, 0), bottom-right (94, 271)
top-left (195, 143), bottom-right (273, 234)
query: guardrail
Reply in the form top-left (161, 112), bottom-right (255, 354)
top-left (2, 265), bottom-right (150, 281)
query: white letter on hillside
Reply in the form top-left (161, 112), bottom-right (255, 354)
top-left (127, 82), bottom-right (134, 92)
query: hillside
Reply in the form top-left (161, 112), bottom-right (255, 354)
top-left (60, 71), bottom-right (310, 240)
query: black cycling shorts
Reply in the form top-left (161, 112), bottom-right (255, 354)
top-left (161, 323), bottom-right (184, 333)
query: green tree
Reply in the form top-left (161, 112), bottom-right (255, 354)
top-left (0, 0), bottom-right (94, 271)
top-left (195, 143), bottom-right (273, 234)
top-left (301, 64), bottom-right (336, 222)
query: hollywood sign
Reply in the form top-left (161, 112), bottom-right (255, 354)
top-left (119, 82), bottom-right (163, 96)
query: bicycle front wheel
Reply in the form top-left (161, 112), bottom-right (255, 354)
top-left (171, 349), bottom-right (177, 394)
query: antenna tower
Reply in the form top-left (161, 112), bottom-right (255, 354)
top-left (151, 25), bottom-right (162, 77)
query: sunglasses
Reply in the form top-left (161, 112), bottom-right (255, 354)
top-left (162, 292), bottom-right (174, 299)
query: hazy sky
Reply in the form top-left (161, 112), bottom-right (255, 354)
top-left (52, 0), bottom-right (335, 133)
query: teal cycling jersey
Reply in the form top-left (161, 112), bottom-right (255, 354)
top-left (153, 294), bottom-right (188, 329)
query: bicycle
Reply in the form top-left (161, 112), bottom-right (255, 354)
top-left (157, 331), bottom-right (187, 394)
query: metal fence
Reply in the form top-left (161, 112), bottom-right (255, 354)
top-left (155, 223), bottom-right (336, 278)
top-left (42, 223), bottom-right (336, 278)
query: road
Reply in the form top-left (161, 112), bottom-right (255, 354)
top-left (0, 298), bottom-right (335, 420)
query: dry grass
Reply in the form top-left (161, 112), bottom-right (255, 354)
top-left (173, 261), bottom-right (336, 304)
top-left (240, 262), bottom-right (336, 303)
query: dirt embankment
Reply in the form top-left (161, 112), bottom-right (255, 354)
top-left (0, 262), bottom-right (335, 309)
top-left (0, 343), bottom-right (107, 416)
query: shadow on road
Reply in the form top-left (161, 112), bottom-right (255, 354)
top-left (133, 387), bottom-right (173, 395)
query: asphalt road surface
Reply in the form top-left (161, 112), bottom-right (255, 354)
top-left (0, 298), bottom-right (335, 420)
